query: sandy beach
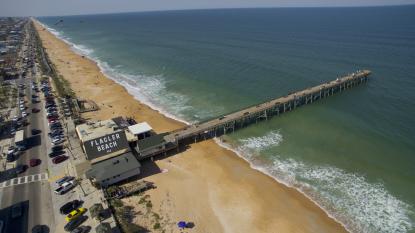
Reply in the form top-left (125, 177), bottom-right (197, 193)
top-left (34, 20), bottom-right (348, 233)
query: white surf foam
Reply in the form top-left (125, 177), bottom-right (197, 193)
top-left (96, 61), bottom-right (193, 125)
top-left (237, 130), bottom-right (283, 151)
top-left (216, 131), bottom-right (414, 233)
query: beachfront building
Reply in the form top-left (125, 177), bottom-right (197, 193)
top-left (75, 117), bottom-right (136, 164)
top-left (127, 122), bottom-right (152, 140)
top-left (85, 152), bottom-right (141, 187)
top-left (133, 133), bottom-right (174, 159)
top-left (76, 116), bottom-right (167, 187)
top-left (75, 116), bottom-right (179, 186)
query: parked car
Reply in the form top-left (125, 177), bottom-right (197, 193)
top-left (54, 180), bottom-right (76, 195)
top-left (48, 117), bottom-right (59, 122)
top-left (65, 207), bottom-right (86, 222)
top-left (31, 225), bottom-right (49, 233)
top-left (47, 109), bottom-right (58, 113)
top-left (70, 226), bottom-right (91, 233)
top-left (51, 131), bottom-right (64, 137)
top-left (49, 120), bottom-right (62, 124)
top-left (49, 150), bottom-right (65, 158)
top-left (7, 146), bottom-right (17, 155)
top-left (46, 113), bottom-right (58, 118)
top-left (48, 115), bottom-right (60, 121)
top-left (32, 108), bottom-right (40, 113)
top-left (6, 153), bottom-right (15, 162)
top-left (47, 108), bottom-right (58, 112)
top-left (48, 120), bottom-right (60, 126)
top-left (50, 126), bottom-right (63, 131)
top-left (15, 165), bottom-right (27, 174)
top-left (52, 145), bottom-right (64, 152)
top-left (31, 129), bottom-right (41, 135)
top-left (51, 135), bottom-right (64, 141)
top-left (50, 128), bottom-right (64, 133)
top-left (52, 140), bottom-right (65, 146)
top-left (30, 159), bottom-right (41, 167)
top-left (56, 176), bottom-right (75, 186)
top-left (45, 104), bottom-right (56, 109)
top-left (64, 216), bottom-right (87, 232)
top-left (60, 200), bottom-right (82, 215)
top-left (50, 126), bottom-right (63, 132)
top-left (52, 155), bottom-right (68, 164)
top-left (52, 136), bottom-right (65, 143)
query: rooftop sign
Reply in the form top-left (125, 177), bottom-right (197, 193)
top-left (83, 131), bottom-right (129, 160)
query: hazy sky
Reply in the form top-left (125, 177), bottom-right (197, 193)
top-left (1, 0), bottom-right (415, 17)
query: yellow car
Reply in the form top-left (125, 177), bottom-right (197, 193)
top-left (65, 207), bottom-right (86, 222)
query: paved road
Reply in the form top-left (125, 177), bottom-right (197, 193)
top-left (0, 23), bottom-right (56, 233)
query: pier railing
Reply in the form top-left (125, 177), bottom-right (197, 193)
top-left (164, 70), bottom-right (371, 146)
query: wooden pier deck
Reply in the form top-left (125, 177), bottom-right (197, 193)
top-left (164, 70), bottom-right (371, 146)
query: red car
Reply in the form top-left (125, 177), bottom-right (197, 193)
top-left (30, 159), bottom-right (41, 167)
top-left (47, 115), bottom-right (59, 121)
top-left (48, 117), bottom-right (59, 122)
top-left (52, 155), bottom-right (68, 164)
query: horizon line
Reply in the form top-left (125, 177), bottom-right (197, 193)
top-left (3, 3), bottom-right (414, 18)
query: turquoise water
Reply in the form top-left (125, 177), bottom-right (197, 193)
top-left (38, 6), bottom-right (415, 233)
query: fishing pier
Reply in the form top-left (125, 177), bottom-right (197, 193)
top-left (163, 70), bottom-right (371, 147)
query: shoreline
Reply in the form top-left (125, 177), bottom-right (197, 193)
top-left (34, 19), bottom-right (349, 233)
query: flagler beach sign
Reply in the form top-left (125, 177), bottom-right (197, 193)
top-left (84, 131), bottom-right (129, 160)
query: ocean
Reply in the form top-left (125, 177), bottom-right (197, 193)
top-left (38, 6), bottom-right (415, 233)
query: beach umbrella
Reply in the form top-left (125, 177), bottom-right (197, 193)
top-left (177, 221), bottom-right (187, 229)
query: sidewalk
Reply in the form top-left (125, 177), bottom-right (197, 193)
top-left (65, 115), bottom-right (120, 232)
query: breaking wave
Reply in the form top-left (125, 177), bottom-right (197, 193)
top-left (217, 131), bottom-right (414, 233)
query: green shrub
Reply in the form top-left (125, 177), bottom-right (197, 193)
top-left (153, 222), bottom-right (161, 230)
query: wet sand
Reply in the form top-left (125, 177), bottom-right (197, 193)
top-left (34, 19), bottom-right (348, 233)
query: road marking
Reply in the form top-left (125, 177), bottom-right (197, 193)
top-left (48, 173), bottom-right (66, 182)
top-left (0, 173), bottom-right (49, 189)
top-left (18, 177), bottom-right (25, 184)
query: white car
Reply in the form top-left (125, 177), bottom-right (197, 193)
top-left (52, 139), bottom-right (64, 146)
top-left (54, 180), bottom-right (76, 195)
top-left (22, 111), bottom-right (27, 117)
top-left (7, 146), bottom-right (17, 155)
